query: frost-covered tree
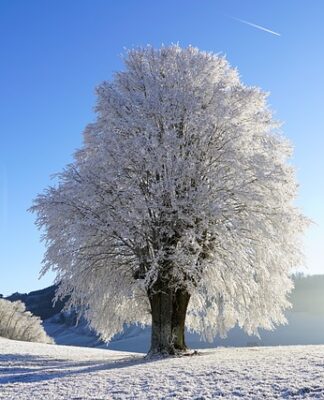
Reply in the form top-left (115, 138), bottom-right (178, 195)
top-left (31, 46), bottom-right (308, 355)
top-left (0, 299), bottom-right (53, 343)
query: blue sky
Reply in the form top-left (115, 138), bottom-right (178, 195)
top-left (0, 0), bottom-right (323, 296)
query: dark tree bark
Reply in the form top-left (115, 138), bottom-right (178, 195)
top-left (171, 288), bottom-right (190, 351)
top-left (147, 278), bottom-right (191, 356)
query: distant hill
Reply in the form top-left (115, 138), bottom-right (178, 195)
top-left (290, 274), bottom-right (324, 315)
top-left (6, 285), bottom-right (66, 320)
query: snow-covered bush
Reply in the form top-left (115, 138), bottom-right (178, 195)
top-left (0, 298), bottom-right (54, 344)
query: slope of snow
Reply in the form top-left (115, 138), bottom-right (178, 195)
top-left (1, 337), bottom-right (324, 399)
top-left (43, 310), bottom-right (324, 353)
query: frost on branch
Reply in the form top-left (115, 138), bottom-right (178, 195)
top-left (0, 299), bottom-right (54, 343)
top-left (30, 45), bottom-right (308, 347)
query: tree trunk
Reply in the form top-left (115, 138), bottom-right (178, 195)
top-left (172, 288), bottom-right (190, 351)
top-left (148, 279), bottom-right (190, 356)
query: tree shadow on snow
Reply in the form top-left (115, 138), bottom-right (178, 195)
top-left (0, 353), bottom-right (155, 384)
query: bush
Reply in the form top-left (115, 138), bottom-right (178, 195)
top-left (0, 298), bottom-right (54, 343)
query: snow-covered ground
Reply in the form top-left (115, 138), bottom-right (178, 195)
top-left (1, 338), bottom-right (324, 399)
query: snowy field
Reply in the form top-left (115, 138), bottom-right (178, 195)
top-left (0, 338), bottom-right (324, 399)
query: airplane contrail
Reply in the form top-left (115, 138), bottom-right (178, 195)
top-left (231, 16), bottom-right (281, 37)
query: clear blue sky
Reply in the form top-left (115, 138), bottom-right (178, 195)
top-left (1, 0), bottom-right (323, 296)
